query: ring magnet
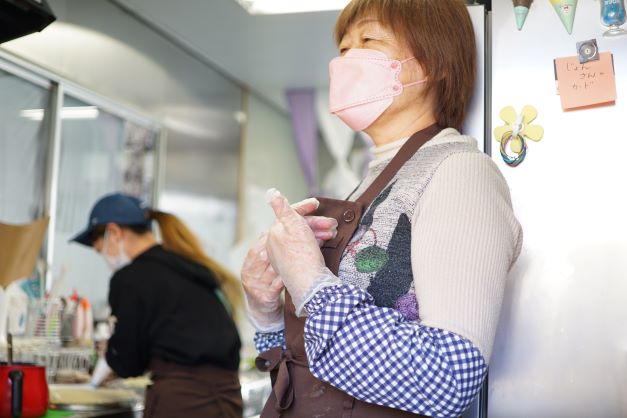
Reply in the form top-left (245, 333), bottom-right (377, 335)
top-left (494, 105), bottom-right (544, 167)
top-left (500, 132), bottom-right (528, 167)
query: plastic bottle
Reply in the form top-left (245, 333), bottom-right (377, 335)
top-left (72, 297), bottom-right (85, 341)
top-left (81, 298), bottom-right (93, 342)
top-left (61, 290), bottom-right (78, 342)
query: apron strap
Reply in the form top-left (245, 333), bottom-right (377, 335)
top-left (315, 124), bottom-right (443, 275)
top-left (356, 124), bottom-right (443, 208)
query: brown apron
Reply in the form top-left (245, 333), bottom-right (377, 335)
top-left (256, 124), bottom-right (444, 418)
top-left (144, 358), bottom-right (243, 418)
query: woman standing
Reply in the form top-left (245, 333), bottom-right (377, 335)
top-left (72, 193), bottom-right (243, 418)
top-left (242, 1), bottom-right (522, 417)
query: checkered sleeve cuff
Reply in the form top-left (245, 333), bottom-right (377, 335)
top-left (304, 284), bottom-right (366, 318)
top-left (303, 284), bottom-right (487, 418)
top-left (254, 329), bottom-right (286, 353)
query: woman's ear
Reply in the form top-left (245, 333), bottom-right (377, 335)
top-left (106, 223), bottom-right (123, 239)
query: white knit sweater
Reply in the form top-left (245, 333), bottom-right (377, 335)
top-left (369, 128), bottom-right (523, 361)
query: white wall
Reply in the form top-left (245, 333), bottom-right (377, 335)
top-left (241, 93), bottom-right (308, 238)
top-left (230, 92), bottom-right (308, 361)
top-left (115, 0), bottom-right (340, 110)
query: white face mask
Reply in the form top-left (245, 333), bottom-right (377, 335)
top-left (101, 229), bottom-right (131, 272)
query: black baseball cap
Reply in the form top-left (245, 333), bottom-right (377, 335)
top-left (70, 192), bottom-right (151, 247)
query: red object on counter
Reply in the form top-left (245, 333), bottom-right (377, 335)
top-left (0, 363), bottom-right (48, 418)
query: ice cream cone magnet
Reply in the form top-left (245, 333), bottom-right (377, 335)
top-left (494, 105), bottom-right (544, 167)
top-left (549, 0), bottom-right (578, 34)
top-left (513, 0), bottom-right (533, 30)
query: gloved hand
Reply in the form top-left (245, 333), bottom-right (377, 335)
top-left (241, 234), bottom-right (285, 332)
top-left (241, 195), bottom-right (339, 331)
top-left (298, 198), bottom-right (339, 246)
top-left (266, 190), bottom-right (341, 317)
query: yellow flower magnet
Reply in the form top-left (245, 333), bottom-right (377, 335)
top-left (494, 105), bottom-right (544, 166)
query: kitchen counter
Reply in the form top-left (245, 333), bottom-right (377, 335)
top-left (48, 384), bottom-right (142, 418)
top-left (45, 407), bottom-right (142, 418)
top-left (48, 369), bottom-right (271, 418)
top-left (45, 408), bottom-right (142, 418)
top-left (70, 409), bottom-right (141, 418)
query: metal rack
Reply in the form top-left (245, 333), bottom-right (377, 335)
top-left (0, 338), bottom-right (93, 383)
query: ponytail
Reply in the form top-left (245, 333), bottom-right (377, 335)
top-left (148, 210), bottom-right (243, 317)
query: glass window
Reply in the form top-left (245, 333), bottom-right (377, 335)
top-left (0, 69), bottom-right (50, 223)
top-left (52, 95), bottom-right (156, 317)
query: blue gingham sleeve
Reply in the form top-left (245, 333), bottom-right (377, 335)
top-left (254, 329), bottom-right (286, 353)
top-left (304, 284), bottom-right (487, 418)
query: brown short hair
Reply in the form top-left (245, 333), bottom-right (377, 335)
top-left (335, 0), bottom-right (476, 131)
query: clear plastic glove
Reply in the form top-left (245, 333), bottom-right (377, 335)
top-left (297, 198), bottom-right (339, 246)
top-left (91, 357), bottom-right (112, 387)
top-left (241, 196), bottom-right (338, 331)
top-left (266, 190), bottom-right (341, 317)
top-left (241, 234), bottom-right (285, 332)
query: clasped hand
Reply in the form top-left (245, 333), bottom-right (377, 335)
top-left (241, 192), bottom-right (338, 330)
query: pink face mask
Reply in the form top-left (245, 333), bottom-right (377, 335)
top-left (329, 48), bottom-right (426, 132)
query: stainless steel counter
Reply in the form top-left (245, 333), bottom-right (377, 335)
top-left (52, 370), bottom-right (271, 418)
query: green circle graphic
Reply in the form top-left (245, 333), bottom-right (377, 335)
top-left (355, 246), bottom-right (389, 273)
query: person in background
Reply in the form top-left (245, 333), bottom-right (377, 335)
top-left (71, 193), bottom-right (243, 418)
top-left (242, 0), bottom-right (523, 417)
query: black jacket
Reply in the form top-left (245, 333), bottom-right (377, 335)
top-left (106, 245), bottom-right (241, 378)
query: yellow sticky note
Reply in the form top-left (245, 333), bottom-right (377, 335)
top-left (554, 52), bottom-right (617, 111)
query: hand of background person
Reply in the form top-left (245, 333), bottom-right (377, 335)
top-left (266, 190), bottom-right (340, 317)
top-left (95, 339), bottom-right (108, 358)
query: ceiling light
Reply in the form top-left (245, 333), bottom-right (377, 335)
top-left (20, 106), bottom-right (100, 121)
top-left (235, 0), bottom-right (350, 15)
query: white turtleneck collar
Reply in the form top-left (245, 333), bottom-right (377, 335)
top-left (368, 128), bottom-right (477, 168)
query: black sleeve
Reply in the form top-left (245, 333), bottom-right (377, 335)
top-left (106, 274), bottom-right (149, 378)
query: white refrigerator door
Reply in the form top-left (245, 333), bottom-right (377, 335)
top-left (490, 1), bottom-right (627, 417)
